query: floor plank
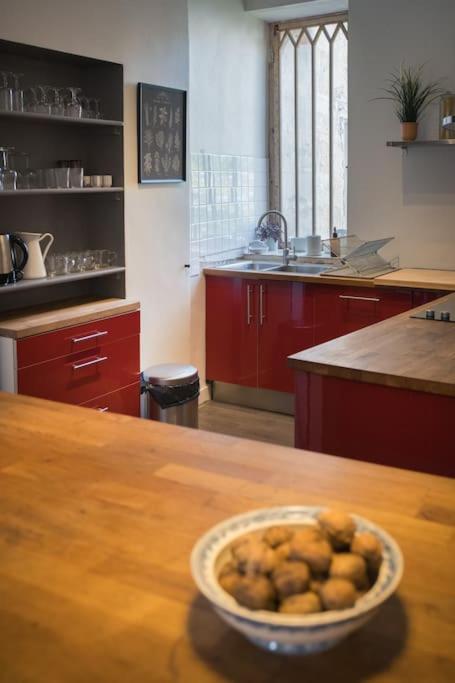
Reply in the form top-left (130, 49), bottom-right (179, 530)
top-left (198, 401), bottom-right (294, 447)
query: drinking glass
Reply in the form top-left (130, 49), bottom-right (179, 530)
top-left (81, 251), bottom-right (96, 271)
top-left (80, 96), bottom-right (94, 119)
top-left (50, 87), bottom-right (65, 116)
top-left (1, 169), bottom-right (17, 190)
top-left (65, 252), bottom-right (83, 273)
top-left (91, 98), bottom-right (102, 119)
top-left (11, 72), bottom-right (24, 112)
top-left (55, 167), bottom-right (70, 188)
top-left (101, 249), bottom-right (117, 268)
top-left (44, 168), bottom-right (57, 188)
top-left (24, 87), bottom-right (38, 113)
top-left (35, 85), bottom-right (52, 115)
top-left (46, 253), bottom-right (68, 276)
top-left (64, 87), bottom-right (82, 118)
top-left (10, 151), bottom-right (31, 189)
top-left (0, 72), bottom-right (13, 111)
top-left (69, 166), bottom-right (83, 188)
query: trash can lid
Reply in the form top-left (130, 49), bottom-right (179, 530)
top-left (142, 363), bottom-right (199, 387)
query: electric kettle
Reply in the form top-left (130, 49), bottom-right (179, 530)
top-left (16, 232), bottom-right (54, 279)
top-left (0, 233), bottom-right (29, 285)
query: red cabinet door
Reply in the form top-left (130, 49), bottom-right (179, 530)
top-left (258, 279), bottom-right (314, 393)
top-left (18, 334), bottom-right (140, 405)
top-left (81, 382), bottom-right (140, 417)
top-left (412, 289), bottom-right (449, 308)
top-left (313, 285), bottom-right (413, 344)
top-left (206, 275), bottom-right (258, 387)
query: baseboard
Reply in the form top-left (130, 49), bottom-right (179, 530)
top-left (210, 382), bottom-right (294, 415)
top-left (199, 384), bottom-right (211, 406)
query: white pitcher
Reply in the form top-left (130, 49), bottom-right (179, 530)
top-left (16, 232), bottom-right (54, 279)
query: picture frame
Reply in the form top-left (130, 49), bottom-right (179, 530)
top-left (137, 83), bottom-right (187, 184)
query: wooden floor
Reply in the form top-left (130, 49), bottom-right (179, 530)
top-left (198, 400), bottom-right (294, 447)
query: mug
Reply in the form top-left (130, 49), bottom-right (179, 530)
top-left (306, 234), bottom-right (322, 256)
top-left (291, 237), bottom-right (306, 252)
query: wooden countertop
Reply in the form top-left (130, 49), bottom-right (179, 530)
top-left (289, 293), bottom-right (455, 397)
top-left (376, 269), bottom-right (455, 291)
top-left (0, 297), bottom-right (140, 339)
top-left (1, 392), bottom-right (454, 682)
top-left (204, 266), bottom-right (455, 291)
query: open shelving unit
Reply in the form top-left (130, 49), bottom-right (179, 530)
top-left (0, 39), bottom-right (125, 313)
top-left (387, 139), bottom-right (455, 150)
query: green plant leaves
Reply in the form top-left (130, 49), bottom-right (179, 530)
top-left (373, 63), bottom-right (444, 123)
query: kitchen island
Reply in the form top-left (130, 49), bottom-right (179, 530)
top-left (1, 392), bottom-right (454, 682)
top-left (289, 293), bottom-right (455, 477)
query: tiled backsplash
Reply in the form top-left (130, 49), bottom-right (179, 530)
top-left (190, 153), bottom-right (268, 270)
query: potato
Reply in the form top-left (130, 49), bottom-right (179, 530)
top-left (232, 538), bottom-right (278, 575)
top-left (330, 552), bottom-right (368, 589)
top-left (318, 509), bottom-right (356, 550)
top-left (320, 578), bottom-right (357, 610)
top-left (232, 575), bottom-right (276, 610)
top-left (279, 592), bottom-right (322, 615)
top-left (275, 541), bottom-right (291, 562)
top-left (289, 537), bottom-right (333, 573)
top-left (263, 525), bottom-right (293, 548)
top-left (272, 561), bottom-right (310, 599)
top-left (351, 531), bottom-right (383, 570)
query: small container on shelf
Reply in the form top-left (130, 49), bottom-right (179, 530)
top-left (440, 93), bottom-right (455, 139)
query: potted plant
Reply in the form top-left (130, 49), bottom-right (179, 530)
top-left (255, 221), bottom-right (281, 252)
top-left (377, 64), bottom-right (443, 141)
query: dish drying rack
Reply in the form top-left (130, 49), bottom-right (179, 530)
top-left (321, 237), bottom-right (399, 279)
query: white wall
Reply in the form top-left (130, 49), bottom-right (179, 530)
top-left (0, 0), bottom-right (191, 370)
top-left (348, 0), bottom-right (455, 269)
top-left (188, 0), bottom-right (268, 395)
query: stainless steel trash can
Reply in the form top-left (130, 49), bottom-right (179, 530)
top-left (142, 363), bottom-right (199, 428)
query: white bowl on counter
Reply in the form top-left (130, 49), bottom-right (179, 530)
top-left (191, 506), bottom-right (404, 655)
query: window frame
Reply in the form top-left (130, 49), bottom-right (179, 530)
top-left (268, 12), bottom-right (348, 237)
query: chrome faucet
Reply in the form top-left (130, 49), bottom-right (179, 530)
top-left (256, 209), bottom-right (296, 267)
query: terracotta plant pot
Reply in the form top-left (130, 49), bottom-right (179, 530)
top-left (401, 122), bottom-right (418, 141)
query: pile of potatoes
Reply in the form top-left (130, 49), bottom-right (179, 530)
top-left (218, 509), bottom-right (383, 615)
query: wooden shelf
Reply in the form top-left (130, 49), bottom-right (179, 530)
top-left (0, 187), bottom-right (123, 196)
top-left (0, 267), bottom-right (125, 295)
top-left (0, 110), bottom-right (123, 127)
top-left (387, 139), bottom-right (455, 150)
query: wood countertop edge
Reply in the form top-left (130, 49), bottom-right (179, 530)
top-left (287, 357), bottom-right (455, 398)
top-left (289, 294), bottom-right (455, 397)
top-left (204, 267), bottom-right (455, 290)
top-left (0, 298), bottom-right (141, 339)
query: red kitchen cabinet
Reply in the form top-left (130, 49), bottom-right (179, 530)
top-left (80, 382), bottom-right (140, 417)
top-left (206, 275), bottom-right (258, 387)
top-left (295, 371), bottom-right (454, 477)
top-left (206, 276), bottom-right (314, 393)
top-left (258, 280), bottom-right (314, 393)
top-left (313, 285), bottom-right (413, 344)
top-left (411, 289), bottom-right (449, 308)
top-left (11, 310), bottom-right (141, 417)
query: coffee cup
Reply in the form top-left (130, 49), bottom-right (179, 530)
top-left (306, 235), bottom-right (322, 256)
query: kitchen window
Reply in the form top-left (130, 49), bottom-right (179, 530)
top-left (269, 13), bottom-right (348, 239)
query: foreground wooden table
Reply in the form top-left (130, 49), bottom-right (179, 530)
top-left (0, 393), bottom-right (454, 682)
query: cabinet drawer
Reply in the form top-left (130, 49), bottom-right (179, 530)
top-left (18, 335), bottom-right (140, 405)
top-left (80, 382), bottom-right (140, 417)
top-left (17, 311), bottom-right (140, 369)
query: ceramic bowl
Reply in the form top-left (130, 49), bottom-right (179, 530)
top-left (190, 506), bottom-right (403, 655)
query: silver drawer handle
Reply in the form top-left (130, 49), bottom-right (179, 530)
top-left (72, 330), bottom-right (108, 344)
top-left (72, 356), bottom-right (108, 370)
top-left (97, 407), bottom-right (109, 413)
top-left (259, 284), bottom-right (266, 325)
top-left (339, 295), bottom-right (381, 303)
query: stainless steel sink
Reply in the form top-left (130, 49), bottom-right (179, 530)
top-left (219, 261), bottom-right (279, 272)
top-left (273, 264), bottom-right (330, 274)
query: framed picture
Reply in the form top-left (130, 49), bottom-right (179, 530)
top-left (137, 83), bottom-right (187, 184)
